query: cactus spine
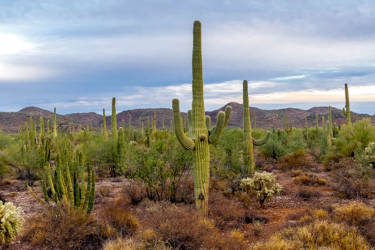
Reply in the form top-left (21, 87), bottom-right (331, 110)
top-left (253, 109), bottom-right (257, 130)
top-left (103, 108), bottom-right (108, 139)
top-left (343, 83), bottom-right (351, 125)
top-left (242, 80), bottom-right (270, 175)
top-left (112, 97), bottom-right (118, 140)
top-left (53, 107), bottom-right (57, 138)
top-left (172, 21), bottom-right (232, 215)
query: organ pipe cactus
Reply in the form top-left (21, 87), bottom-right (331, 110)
top-left (242, 80), bottom-right (270, 175)
top-left (103, 108), bottom-right (108, 139)
top-left (53, 107), bottom-right (57, 138)
top-left (343, 83), bottom-right (351, 125)
top-left (172, 21), bottom-right (232, 215)
top-left (41, 162), bottom-right (95, 214)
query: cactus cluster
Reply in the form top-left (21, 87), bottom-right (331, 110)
top-left (172, 21), bottom-right (232, 215)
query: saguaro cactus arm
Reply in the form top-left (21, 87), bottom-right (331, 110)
top-left (205, 115), bottom-right (211, 130)
top-left (209, 107), bottom-right (232, 144)
top-left (172, 99), bottom-right (195, 150)
top-left (253, 132), bottom-right (270, 146)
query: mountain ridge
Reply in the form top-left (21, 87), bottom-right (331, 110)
top-left (0, 103), bottom-right (373, 133)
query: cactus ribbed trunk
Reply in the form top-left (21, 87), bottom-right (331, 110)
top-left (243, 80), bottom-right (255, 175)
top-left (112, 97), bottom-right (118, 140)
top-left (103, 108), bottom-right (107, 139)
top-left (172, 21), bottom-right (231, 216)
top-left (191, 21), bottom-right (210, 215)
top-left (53, 107), bottom-right (57, 138)
top-left (344, 83), bottom-right (351, 125)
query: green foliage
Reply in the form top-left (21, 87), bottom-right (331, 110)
top-left (241, 171), bottom-right (282, 207)
top-left (334, 119), bottom-right (375, 157)
top-left (0, 201), bottom-right (23, 245)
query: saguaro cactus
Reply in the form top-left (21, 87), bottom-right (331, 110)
top-left (327, 106), bottom-right (333, 146)
top-left (112, 97), bottom-right (118, 140)
top-left (242, 80), bottom-right (269, 175)
top-left (343, 83), bottom-right (351, 125)
top-left (53, 107), bottom-right (57, 138)
top-left (103, 108), bottom-right (108, 139)
top-left (172, 21), bottom-right (232, 215)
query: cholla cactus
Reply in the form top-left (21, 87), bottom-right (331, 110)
top-left (0, 201), bottom-right (22, 245)
top-left (241, 171), bottom-right (282, 207)
top-left (361, 142), bottom-right (375, 168)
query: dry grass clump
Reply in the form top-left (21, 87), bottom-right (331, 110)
top-left (22, 206), bottom-right (101, 250)
top-left (208, 191), bottom-right (246, 229)
top-left (103, 237), bottom-right (168, 250)
top-left (100, 207), bottom-right (138, 238)
top-left (253, 220), bottom-right (370, 250)
top-left (293, 173), bottom-right (327, 186)
top-left (333, 201), bottom-right (375, 226)
top-left (279, 149), bottom-right (309, 170)
top-left (296, 188), bottom-right (320, 201)
top-left (123, 180), bottom-right (148, 205)
top-left (139, 202), bottom-right (245, 249)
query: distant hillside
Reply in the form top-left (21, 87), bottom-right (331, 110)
top-left (0, 103), bottom-right (373, 133)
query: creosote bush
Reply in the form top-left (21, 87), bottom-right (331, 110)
top-left (0, 201), bottom-right (22, 246)
top-left (241, 171), bottom-right (282, 207)
top-left (22, 206), bottom-right (100, 250)
top-left (253, 220), bottom-right (370, 250)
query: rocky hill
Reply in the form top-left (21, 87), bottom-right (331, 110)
top-left (0, 103), bottom-right (373, 133)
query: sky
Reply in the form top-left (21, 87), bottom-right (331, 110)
top-left (1, 0), bottom-right (375, 114)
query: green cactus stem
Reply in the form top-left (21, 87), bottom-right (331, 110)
top-left (172, 21), bottom-right (231, 215)
top-left (111, 97), bottom-right (118, 140)
top-left (205, 115), bottom-right (211, 130)
top-left (253, 109), bottom-right (257, 130)
top-left (103, 108), bottom-right (108, 139)
top-left (242, 80), bottom-right (269, 175)
top-left (315, 113), bottom-right (319, 129)
top-left (53, 107), bottom-right (57, 138)
top-left (327, 106), bottom-right (333, 146)
top-left (343, 83), bottom-right (351, 125)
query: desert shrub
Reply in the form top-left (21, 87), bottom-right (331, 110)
top-left (216, 129), bottom-right (244, 174)
top-left (208, 191), bottom-right (246, 229)
top-left (103, 237), bottom-right (169, 250)
top-left (333, 201), bottom-right (375, 226)
top-left (0, 201), bottom-right (22, 246)
top-left (100, 207), bottom-right (138, 237)
top-left (356, 141), bottom-right (375, 168)
top-left (279, 149), bottom-right (308, 170)
top-left (296, 188), bottom-right (320, 200)
top-left (293, 173), bottom-right (327, 186)
top-left (332, 165), bottom-right (375, 198)
top-left (260, 130), bottom-right (287, 159)
top-left (22, 206), bottom-right (100, 249)
top-left (124, 180), bottom-right (148, 205)
top-left (241, 171), bottom-right (282, 207)
top-left (140, 202), bottom-right (244, 249)
top-left (253, 220), bottom-right (370, 250)
top-left (335, 119), bottom-right (375, 158)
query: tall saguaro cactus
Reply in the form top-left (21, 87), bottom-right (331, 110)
top-left (112, 97), bottom-right (118, 140)
top-left (343, 83), bottom-right (351, 125)
top-left (242, 80), bottom-right (269, 175)
top-left (53, 107), bottom-right (57, 138)
top-left (103, 108), bottom-right (108, 139)
top-left (172, 21), bottom-right (232, 215)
